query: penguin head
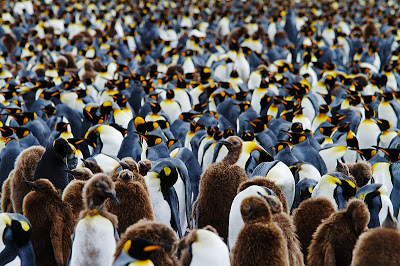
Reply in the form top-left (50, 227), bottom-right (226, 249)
top-left (83, 173), bottom-right (119, 209)
top-left (124, 238), bottom-right (169, 261)
top-left (66, 168), bottom-right (93, 181)
top-left (241, 196), bottom-right (272, 223)
top-left (317, 172), bottom-right (356, 209)
top-left (260, 194), bottom-right (283, 214)
top-left (23, 178), bottom-right (57, 192)
top-left (354, 147), bottom-right (377, 161)
top-left (375, 119), bottom-right (392, 132)
top-left (220, 136), bottom-right (242, 152)
top-left (356, 183), bottom-right (389, 205)
top-left (159, 165), bottom-right (178, 192)
top-left (374, 147), bottom-right (400, 163)
top-left (0, 213), bottom-right (32, 248)
top-left (344, 199), bottom-right (370, 235)
top-left (118, 169), bottom-right (134, 182)
top-left (53, 138), bottom-right (74, 158)
top-left (54, 122), bottom-right (70, 133)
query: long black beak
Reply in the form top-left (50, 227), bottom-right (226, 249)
top-left (119, 161), bottom-right (130, 170)
top-left (219, 140), bottom-right (232, 147)
top-left (23, 180), bottom-right (40, 191)
top-left (106, 192), bottom-right (120, 205)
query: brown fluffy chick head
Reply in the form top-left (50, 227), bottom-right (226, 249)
top-left (23, 178), bottom-right (57, 193)
top-left (220, 136), bottom-right (242, 152)
top-left (83, 173), bottom-right (119, 209)
top-left (84, 60), bottom-right (95, 71)
top-left (67, 167), bottom-right (93, 181)
top-left (120, 157), bottom-right (139, 173)
top-left (345, 198), bottom-right (370, 235)
top-left (138, 160), bottom-right (153, 176)
top-left (261, 195), bottom-right (283, 214)
top-left (117, 169), bottom-right (134, 182)
top-left (241, 196), bottom-right (272, 223)
top-left (56, 56), bottom-right (68, 69)
top-left (82, 159), bottom-right (104, 174)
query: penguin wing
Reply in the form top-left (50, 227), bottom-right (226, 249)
top-left (0, 230), bottom-right (18, 264)
top-left (161, 157), bottom-right (193, 228)
top-left (18, 242), bottom-right (36, 266)
top-left (114, 223), bottom-right (120, 242)
top-left (177, 165), bottom-right (193, 229)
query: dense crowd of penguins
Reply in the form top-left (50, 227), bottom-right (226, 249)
top-left (2, 0), bottom-right (400, 265)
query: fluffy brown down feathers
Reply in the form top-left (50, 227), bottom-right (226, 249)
top-left (307, 198), bottom-right (369, 266)
top-left (231, 196), bottom-right (289, 266)
top-left (292, 197), bottom-right (336, 262)
top-left (10, 146), bottom-right (45, 214)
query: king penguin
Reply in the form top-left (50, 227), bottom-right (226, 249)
top-left (69, 173), bottom-right (120, 266)
top-left (178, 226), bottom-right (230, 266)
top-left (0, 213), bottom-right (35, 266)
top-left (307, 199), bottom-right (369, 266)
top-left (194, 136), bottom-right (248, 242)
top-left (113, 238), bottom-right (167, 266)
top-left (312, 172), bottom-right (357, 210)
top-left (22, 179), bottom-right (75, 266)
top-left (228, 185), bottom-right (276, 250)
top-left (114, 219), bottom-right (179, 265)
top-left (231, 196), bottom-right (290, 266)
top-left (33, 138), bottom-right (75, 191)
top-left (356, 183), bottom-right (394, 228)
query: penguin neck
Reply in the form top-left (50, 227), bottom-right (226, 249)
top-left (222, 146), bottom-right (241, 165)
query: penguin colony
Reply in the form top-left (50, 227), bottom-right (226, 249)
top-left (2, 0), bottom-right (400, 264)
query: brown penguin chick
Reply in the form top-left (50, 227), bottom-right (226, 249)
top-left (56, 55), bottom-right (68, 70)
top-left (335, 160), bottom-right (350, 176)
top-left (1, 33), bottom-right (17, 54)
top-left (109, 157), bottom-right (139, 181)
top-left (351, 213), bottom-right (400, 266)
top-left (165, 65), bottom-right (184, 77)
top-left (194, 136), bottom-right (248, 242)
top-left (138, 159), bottom-right (153, 176)
top-left (238, 176), bottom-right (289, 213)
top-left (82, 159), bottom-right (104, 174)
top-left (62, 52), bottom-right (78, 70)
top-left (92, 60), bottom-right (103, 72)
top-left (231, 196), bottom-right (289, 266)
top-left (363, 20), bottom-right (379, 39)
top-left (79, 173), bottom-right (118, 223)
top-left (22, 178), bottom-right (75, 266)
top-left (225, 26), bottom-right (248, 48)
top-left (1, 170), bottom-right (14, 213)
top-left (114, 219), bottom-right (179, 266)
top-left (69, 173), bottom-right (119, 265)
top-left (263, 195), bottom-right (304, 266)
top-left (307, 198), bottom-right (369, 266)
top-left (104, 169), bottom-right (154, 235)
top-left (351, 228), bottom-right (400, 266)
top-left (10, 146), bottom-right (45, 214)
top-left (346, 161), bottom-right (372, 187)
top-left (274, 30), bottom-right (289, 42)
top-left (292, 197), bottom-right (336, 263)
top-left (81, 60), bottom-right (98, 80)
top-left (62, 168), bottom-right (93, 218)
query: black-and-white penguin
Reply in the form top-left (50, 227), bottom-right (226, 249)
top-left (0, 213), bottom-right (35, 266)
top-left (356, 183), bottom-right (394, 228)
top-left (144, 160), bottom-right (189, 238)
